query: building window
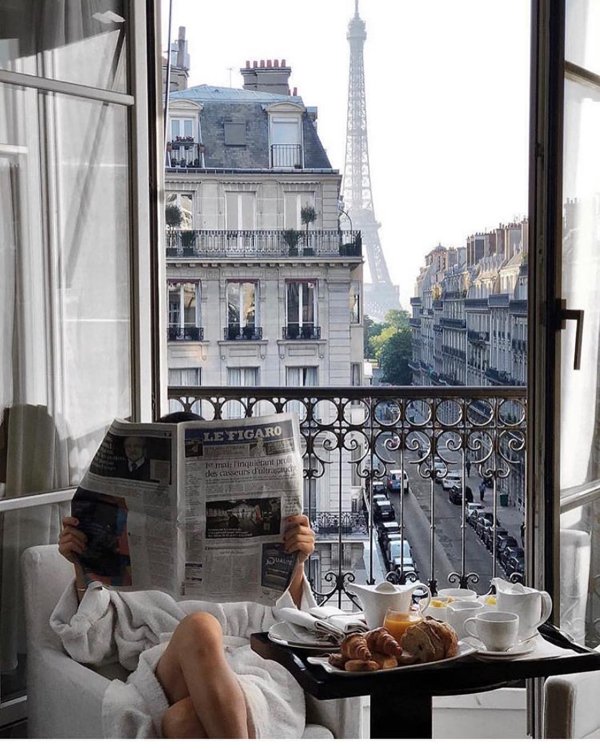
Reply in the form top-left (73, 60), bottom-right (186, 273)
top-left (350, 281), bottom-right (361, 323)
top-left (226, 281), bottom-right (259, 339)
top-left (167, 282), bottom-right (202, 340)
top-left (286, 366), bottom-right (318, 387)
top-left (166, 192), bottom-right (193, 229)
top-left (226, 191), bottom-right (256, 230)
top-left (270, 115), bottom-right (302, 167)
top-left (168, 368), bottom-right (202, 416)
top-left (285, 280), bottom-right (318, 338)
top-left (227, 367), bottom-right (259, 418)
top-left (284, 192), bottom-right (315, 230)
top-left (170, 117), bottom-right (195, 140)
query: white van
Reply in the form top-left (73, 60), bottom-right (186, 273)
top-left (388, 539), bottom-right (415, 571)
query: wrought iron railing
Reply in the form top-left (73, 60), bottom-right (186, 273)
top-left (165, 228), bottom-right (361, 259)
top-left (166, 140), bottom-right (204, 168)
top-left (167, 325), bottom-right (204, 342)
top-left (271, 143), bottom-right (303, 168)
top-left (282, 323), bottom-right (321, 340)
top-left (223, 325), bottom-right (263, 341)
top-left (168, 385), bottom-right (527, 606)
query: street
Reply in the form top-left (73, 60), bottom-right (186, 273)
top-left (379, 447), bottom-right (524, 595)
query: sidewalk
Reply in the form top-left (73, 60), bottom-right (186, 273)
top-left (465, 472), bottom-right (524, 545)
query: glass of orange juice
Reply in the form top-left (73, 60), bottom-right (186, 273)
top-left (383, 608), bottom-right (423, 641)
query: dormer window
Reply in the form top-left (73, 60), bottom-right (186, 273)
top-left (266, 102), bottom-right (305, 169)
top-left (170, 117), bottom-right (195, 141)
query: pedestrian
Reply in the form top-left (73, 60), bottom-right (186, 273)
top-left (465, 458), bottom-right (471, 477)
top-left (479, 481), bottom-right (486, 503)
top-left (465, 485), bottom-right (473, 503)
top-left (520, 521), bottom-right (525, 546)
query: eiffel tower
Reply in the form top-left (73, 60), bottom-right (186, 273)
top-left (343, 0), bottom-right (399, 321)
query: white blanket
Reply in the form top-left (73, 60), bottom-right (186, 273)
top-left (50, 580), bottom-right (316, 738)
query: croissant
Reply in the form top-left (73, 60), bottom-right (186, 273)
top-left (340, 633), bottom-right (372, 661)
top-left (366, 627), bottom-right (403, 657)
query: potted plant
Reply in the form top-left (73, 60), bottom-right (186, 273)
top-left (300, 204), bottom-right (317, 255)
top-left (282, 228), bottom-right (301, 257)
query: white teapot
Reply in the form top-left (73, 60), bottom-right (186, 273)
top-left (492, 578), bottom-right (552, 640)
top-left (346, 580), bottom-right (431, 629)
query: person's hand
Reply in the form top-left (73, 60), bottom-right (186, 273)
top-left (58, 516), bottom-right (87, 563)
top-left (283, 514), bottom-right (315, 564)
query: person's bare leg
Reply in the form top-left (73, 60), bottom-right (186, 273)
top-left (162, 697), bottom-right (207, 738)
top-left (156, 612), bottom-right (252, 739)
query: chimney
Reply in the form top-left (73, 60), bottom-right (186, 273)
top-left (176, 26), bottom-right (189, 71)
top-left (240, 58), bottom-right (292, 94)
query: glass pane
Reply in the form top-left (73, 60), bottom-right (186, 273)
top-left (182, 284), bottom-right (197, 326)
top-left (302, 282), bottom-right (315, 323)
top-left (559, 78), bottom-right (600, 646)
top-left (241, 282), bottom-right (256, 326)
top-left (0, 0), bottom-right (127, 92)
top-left (287, 283), bottom-right (299, 323)
top-left (0, 83), bottom-right (132, 496)
top-left (566, 0), bottom-right (600, 76)
top-left (227, 283), bottom-right (240, 325)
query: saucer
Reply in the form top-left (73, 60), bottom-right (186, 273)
top-left (470, 639), bottom-right (536, 660)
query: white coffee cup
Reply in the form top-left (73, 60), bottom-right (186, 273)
top-left (464, 611), bottom-right (520, 652)
top-left (438, 587), bottom-right (477, 601)
top-left (447, 599), bottom-right (485, 638)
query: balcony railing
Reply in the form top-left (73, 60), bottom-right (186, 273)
top-left (486, 367), bottom-right (516, 385)
top-left (270, 143), bottom-right (303, 168)
top-left (166, 140), bottom-right (204, 168)
top-left (468, 329), bottom-right (490, 345)
top-left (442, 344), bottom-right (464, 359)
top-left (223, 325), bottom-right (263, 341)
top-left (167, 385), bottom-right (527, 607)
top-left (167, 325), bottom-right (204, 342)
top-left (282, 323), bottom-right (321, 340)
top-left (440, 317), bottom-right (467, 329)
top-left (166, 229), bottom-right (361, 259)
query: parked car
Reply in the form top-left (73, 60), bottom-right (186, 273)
top-left (499, 536), bottom-right (520, 566)
top-left (387, 469), bottom-right (409, 493)
top-left (476, 516), bottom-right (494, 539)
top-left (377, 521), bottom-right (401, 548)
top-left (432, 458), bottom-right (446, 482)
top-left (448, 485), bottom-right (462, 505)
top-left (371, 480), bottom-right (387, 497)
top-left (465, 502), bottom-right (485, 525)
top-left (441, 470), bottom-right (461, 490)
top-left (388, 539), bottom-right (417, 576)
top-left (484, 526), bottom-right (508, 552)
top-left (374, 498), bottom-right (396, 522)
top-left (473, 510), bottom-right (494, 530)
top-left (504, 547), bottom-right (525, 578)
top-left (380, 531), bottom-right (403, 556)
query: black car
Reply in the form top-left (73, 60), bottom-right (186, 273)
top-left (498, 535), bottom-right (519, 565)
top-left (476, 517), bottom-right (493, 539)
top-left (505, 547), bottom-right (525, 578)
top-left (485, 526), bottom-right (508, 552)
top-left (448, 485), bottom-right (462, 505)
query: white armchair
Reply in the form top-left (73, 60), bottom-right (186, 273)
top-left (22, 545), bottom-right (359, 739)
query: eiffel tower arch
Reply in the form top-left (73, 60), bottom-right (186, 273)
top-left (342, 1), bottom-right (399, 321)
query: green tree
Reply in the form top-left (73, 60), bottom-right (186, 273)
top-left (379, 329), bottom-right (413, 385)
top-left (363, 314), bottom-right (384, 359)
top-left (384, 309), bottom-right (409, 331)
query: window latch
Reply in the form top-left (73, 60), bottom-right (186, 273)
top-left (558, 299), bottom-right (584, 370)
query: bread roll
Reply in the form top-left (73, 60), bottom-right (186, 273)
top-left (400, 619), bottom-right (459, 663)
top-left (344, 659), bottom-right (379, 672)
top-left (370, 652), bottom-right (398, 670)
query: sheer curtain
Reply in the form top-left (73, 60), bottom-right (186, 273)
top-left (0, 0), bottom-right (132, 678)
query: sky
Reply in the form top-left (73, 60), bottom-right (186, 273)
top-left (161, 0), bottom-right (531, 309)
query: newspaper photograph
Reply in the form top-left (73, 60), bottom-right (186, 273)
top-left (71, 413), bottom-right (303, 605)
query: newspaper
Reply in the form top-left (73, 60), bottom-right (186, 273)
top-left (71, 413), bottom-right (303, 605)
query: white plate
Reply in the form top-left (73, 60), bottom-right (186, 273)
top-left (471, 640), bottom-right (536, 660)
top-left (267, 621), bottom-right (339, 651)
top-left (306, 641), bottom-right (476, 675)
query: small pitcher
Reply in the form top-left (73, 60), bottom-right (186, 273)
top-left (492, 578), bottom-right (552, 640)
top-left (346, 580), bottom-right (431, 629)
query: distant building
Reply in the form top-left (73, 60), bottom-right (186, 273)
top-left (410, 219), bottom-right (528, 510)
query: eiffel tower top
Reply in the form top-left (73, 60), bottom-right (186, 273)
top-left (347, 0), bottom-right (366, 39)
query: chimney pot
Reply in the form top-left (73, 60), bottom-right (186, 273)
top-left (281, 58), bottom-right (286, 67)
top-left (245, 59), bottom-right (250, 68)
top-left (267, 59), bottom-right (272, 67)
top-left (253, 60), bottom-right (258, 67)
top-left (260, 59), bottom-right (265, 67)
top-left (293, 86), bottom-right (298, 96)
top-left (274, 59), bottom-right (279, 67)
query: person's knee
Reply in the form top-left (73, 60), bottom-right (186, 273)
top-left (162, 697), bottom-right (206, 739)
top-left (175, 611), bottom-right (224, 659)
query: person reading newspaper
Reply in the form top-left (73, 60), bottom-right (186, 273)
top-left (51, 413), bottom-right (317, 739)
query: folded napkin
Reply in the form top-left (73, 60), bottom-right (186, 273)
top-left (276, 607), bottom-right (368, 644)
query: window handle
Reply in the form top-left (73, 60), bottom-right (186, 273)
top-left (559, 300), bottom-right (584, 370)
